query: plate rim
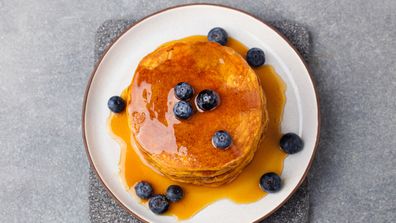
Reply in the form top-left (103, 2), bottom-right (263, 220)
top-left (82, 3), bottom-right (321, 222)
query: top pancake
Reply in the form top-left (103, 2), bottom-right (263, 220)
top-left (127, 37), bottom-right (267, 173)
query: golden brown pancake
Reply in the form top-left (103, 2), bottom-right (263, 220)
top-left (126, 37), bottom-right (268, 186)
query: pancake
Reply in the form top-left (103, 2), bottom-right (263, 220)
top-left (126, 37), bottom-right (268, 186)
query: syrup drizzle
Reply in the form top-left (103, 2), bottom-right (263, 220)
top-left (108, 36), bottom-right (287, 220)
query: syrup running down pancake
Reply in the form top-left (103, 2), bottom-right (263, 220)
top-left (126, 38), bottom-right (268, 186)
top-left (109, 35), bottom-right (287, 219)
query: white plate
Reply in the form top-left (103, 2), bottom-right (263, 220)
top-left (83, 4), bottom-right (319, 223)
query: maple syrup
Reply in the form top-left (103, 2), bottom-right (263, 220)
top-left (108, 36), bottom-right (286, 220)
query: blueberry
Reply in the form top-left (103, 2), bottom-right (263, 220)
top-left (148, 195), bottom-right (170, 214)
top-left (208, 27), bottom-right (228, 46)
top-left (280, 133), bottom-right (304, 154)
top-left (107, 96), bottom-right (126, 113)
top-left (259, 172), bottom-right (281, 193)
top-left (174, 82), bottom-right (194, 100)
top-left (134, 181), bottom-right (153, 199)
top-left (212, 130), bottom-right (232, 149)
top-left (246, 48), bottom-right (265, 67)
top-left (173, 101), bottom-right (193, 120)
top-left (196, 89), bottom-right (220, 111)
top-left (166, 185), bottom-right (184, 202)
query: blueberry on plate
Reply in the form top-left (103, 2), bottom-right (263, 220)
top-left (280, 133), bottom-right (304, 154)
top-left (259, 172), bottom-right (281, 193)
top-left (212, 130), bottom-right (232, 149)
top-left (134, 181), bottom-right (153, 199)
top-left (196, 89), bottom-right (220, 111)
top-left (174, 82), bottom-right (194, 100)
top-left (148, 195), bottom-right (170, 214)
top-left (166, 185), bottom-right (184, 202)
top-left (107, 96), bottom-right (126, 113)
top-left (246, 48), bottom-right (265, 67)
top-left (173, 101), bottom-right (193, 120)
top-left (208, 27), bottom-right (228, 46)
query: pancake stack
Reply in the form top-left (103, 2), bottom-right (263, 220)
top-left (126, 38), bottom-right (268, 186)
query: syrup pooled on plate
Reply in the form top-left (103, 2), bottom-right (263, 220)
top-left (108, 36), bottom-right (287, 220)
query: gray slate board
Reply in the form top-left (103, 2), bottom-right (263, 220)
top-left (89, 19), bottom-right (311, 223)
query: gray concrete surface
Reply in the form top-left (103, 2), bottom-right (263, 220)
top-left (0, 0), bottom-right (395, 222)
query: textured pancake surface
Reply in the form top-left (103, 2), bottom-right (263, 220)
top-left (127, 37), bottom-right (267, 186)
